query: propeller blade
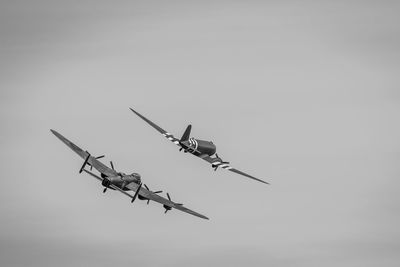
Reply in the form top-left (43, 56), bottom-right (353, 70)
top-left (79, 153), bottom-right (91, 173)
top-left (103, 187), bottom-right (107, 193)
top-left (131, 183), bottom-right (142, 203)
top-left (143, 184), bottom-right (162, 197)
top-left (167, 193), bottom-right (171, 201)
top-left (164, 209), bottom-right (168, 214)
top-left (147, 199), bottom-right (150, 205)
top-left (110, 161), bottom-right (115, 170)
top-left (96, 155), bottom-right (105, 159)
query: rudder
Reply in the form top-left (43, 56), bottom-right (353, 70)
top-left (180, 125), bottom-right (192, 141)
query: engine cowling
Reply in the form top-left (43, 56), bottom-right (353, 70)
top-left (102, 178), bottom-right (111, 187)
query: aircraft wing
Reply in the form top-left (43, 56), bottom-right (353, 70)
top-left (129, 108), bottom-right (182, 147)
top-left (124, 181), bottom-right (209, 220)
top-left (50, 129), bottom-right (118, 177)
top-left (201, 155), bottom-right (269, 185)
top-left (82, 168), bottom-right (208, 220)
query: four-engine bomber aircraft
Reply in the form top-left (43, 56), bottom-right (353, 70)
top-left (129, 108), bottom-right (269, 184)
top-left (51, 129), bottom-right (209, 220)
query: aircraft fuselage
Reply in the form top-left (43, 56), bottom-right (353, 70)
top-left (181, 137), bottom-right (216, 156)
top-left (101, 173), bottom-right (141, 191)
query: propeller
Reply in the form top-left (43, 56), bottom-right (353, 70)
top-left (90, 155), bottom-right (105, 170)
top-left (110, 161), bottom-right (115, 170)
top-left (131, 182), bottom-right (142, 203)
top-left (143, 184), bottom-right (162, 204)
top-left (178, 140), bottom-right (190, 153)
top-left (213, 153), bottom-right (230, 171)
top-left (164, 193), bottom-right (182, 214)
top-left (164, 193), bottom-right (172, 213)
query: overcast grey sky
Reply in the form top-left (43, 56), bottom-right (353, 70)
top-left (1, 0), bottom-right (400, 266)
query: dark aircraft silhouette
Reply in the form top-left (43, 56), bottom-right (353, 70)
top-left (129, 108), bottom-right (269, 185)
top-left (51, 129), bottom-right (209, 220)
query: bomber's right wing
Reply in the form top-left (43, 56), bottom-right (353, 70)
top-left (50, 129), bottom-right (118, 177)
top-left (129, 108), bottom-right (182, 147)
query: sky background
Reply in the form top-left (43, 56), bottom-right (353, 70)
top-left (1, 0), bottom-right (400, 266)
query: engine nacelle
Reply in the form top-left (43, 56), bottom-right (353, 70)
top-left (138, 195), bottom-right (147, 201)
top-left (102, 178), bottom-right (111, 187)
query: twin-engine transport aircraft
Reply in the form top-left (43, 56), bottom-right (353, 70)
top-left (129, 108), bottom-right (269, 185)
top-left (50, 129), bottom-right (208, 220)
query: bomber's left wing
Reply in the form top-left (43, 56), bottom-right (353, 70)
top-left (125, 180), bottom-right (209, 220)
top-left (201, 155), bottom-right (269, 185)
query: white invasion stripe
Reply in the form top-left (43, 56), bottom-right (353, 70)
top-left (219, 164), bottom-right (230, 168)
top-left (212, 162), bottom-right (222, 166)
top-left (173, 141), bottom-right (180, 145)
top-left (225, 166), bottom-right (233, 170)
top-left (167, 137), bottom-right (174, 141)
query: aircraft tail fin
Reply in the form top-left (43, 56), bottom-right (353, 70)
top-left (180, 125), bottom-right (192, 141)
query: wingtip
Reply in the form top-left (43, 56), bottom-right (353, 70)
top-left (261, 179), bottom-right (270, 185)
top-left (257, 178), bottom-right (270, 185)
top-left (129, 107), bottom-right (141, 116)
top-left (250, 177), bottom-right (270, 185)
top-left (201, 215), bottom-right (210, 220)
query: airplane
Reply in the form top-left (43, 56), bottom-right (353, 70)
top-left (129, 108), bottom-right (269, 185)
top-left (50, 129), bottom-right (209, 220)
